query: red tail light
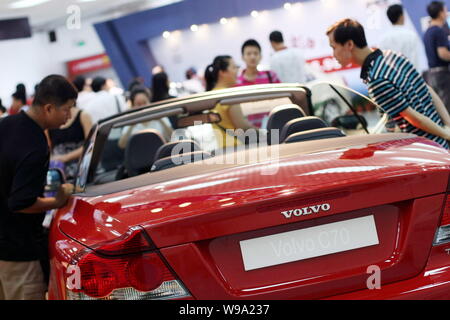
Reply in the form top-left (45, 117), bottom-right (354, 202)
top-left (434, 194), bottom-right (450, 246)
top-left (67, 227), bottom-right (190, 300)
top-left (127, 254), bottom-right (166, 292)
top-left (75, 251), bottom-right (175, 298)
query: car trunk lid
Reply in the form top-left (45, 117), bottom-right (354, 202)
top-left (59, 135), bottom-right (450, 299)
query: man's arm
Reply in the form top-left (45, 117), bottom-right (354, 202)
top-left (228, 104), bottom-right (257, 130)
top-left (51, 148), bottom-right (82, 163)
top-left (18, 183), bottom-right (73, 214)
top-left (19, 197), bottom-right (63, 214)
top-left (368, 78), bottom-right (450, 140)
top-left (400, 107), bottom-right (450, 140)
top-left (427, 84), bottom-right (450, 127)
top-left (437, 46), bottom-right (450, 62)
top-left (118, 125), bottom-right (134, 149)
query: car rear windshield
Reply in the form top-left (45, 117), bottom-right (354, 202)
top-left (76, 84), bottom-right (398, 190)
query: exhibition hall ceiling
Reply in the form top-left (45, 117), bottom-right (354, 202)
top-left (0, 0), bottom-right (183, 30)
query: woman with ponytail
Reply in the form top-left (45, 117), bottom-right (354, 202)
top-left (204, 55), bottom-right (237, 91)
top-left (204, 55), bottom-right (257, 148)
top-left (9, 83), bottom-right (28, 115)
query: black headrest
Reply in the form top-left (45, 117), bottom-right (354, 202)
top-left (151, 151), bottom-right (211, 172)
top-left (266, 104), bottom-right (306, 131)
top-left (266, 104), bottom-right (306, 145)
top-left (154, 140), bottom-right (201, 162)
top-left (283, 127), bottom-right (345, 144)
top-left (124, 129), bottom-right (166, 177)
top-left (280, 116), bottom-right (328, 143)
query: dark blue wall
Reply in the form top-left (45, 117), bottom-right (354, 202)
top-left (95, 0), bottom-right (449, 88)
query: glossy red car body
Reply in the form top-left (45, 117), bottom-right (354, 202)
top-left (47, 84), bottom-right (450, 300)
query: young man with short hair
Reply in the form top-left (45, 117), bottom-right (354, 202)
top-left (423, 1), bottom-right (450, 112)
top-left (0, 74), bottom-right (76, 300)
top-left (238, 39), bottom-right (280, 86)
top-left (326, 19), bottom-right (450, 149)
top-left (269, 30), bottom-right (307, 84)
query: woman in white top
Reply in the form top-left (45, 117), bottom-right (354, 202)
top-left (118, 88), bottom-right (173, 149)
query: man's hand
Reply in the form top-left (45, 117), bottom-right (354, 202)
top-left (55, 183), bottom-right (74, 208)
top-left (19, 183), bottom-right (74, 214)
top-left (51, 154), bottom-right (68, 163)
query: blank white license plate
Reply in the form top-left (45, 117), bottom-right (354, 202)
top-left (239, 215), bottom-right (379, 271)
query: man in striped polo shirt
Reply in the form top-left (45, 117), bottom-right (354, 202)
top-left (326, 18), bottom-right (450, 149)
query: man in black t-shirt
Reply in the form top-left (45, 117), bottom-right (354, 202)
top-left (423, 1), bottom-right (450, 112)
top-left (0, 75), bottom-right (77, 300)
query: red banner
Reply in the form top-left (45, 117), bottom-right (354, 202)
top-left (67, 53), bottom-right (111, 76)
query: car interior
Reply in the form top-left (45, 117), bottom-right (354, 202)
top-left (77, 84), bottom-right (393, 189)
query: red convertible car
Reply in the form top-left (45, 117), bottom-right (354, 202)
top-left (47, 83), bottom-right (450, 300)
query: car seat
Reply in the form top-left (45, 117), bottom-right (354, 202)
top-left (153, 139), bottom-right (202, 163)
top-left (123, 129), bottom-right (166, 177)
top-left (280, 116), bottom-right (328, 143)
top-left (151, 151), bottom-right (212, 172)
top-left (266, 104), bottom-right (306, 145)
top-left (283, 127), bottom-right (345, 144)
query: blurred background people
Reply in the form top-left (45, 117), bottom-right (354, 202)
top-left (238, 39), bottom-right (280, 86)
top-left (269, 30), bottom-right (307, 84)
top-left (205, 55), bottom-right (256, 148)
top-left (152, 65), bottom-right (164, 75)
top-left (48, 101), bottom-right (93, 182)
top-left (128, 77), bottom-right (146, 93)
top-left (126, 77), bottom-right (149, 107)
top-left (205, 55), bottom-right (238, 91)
top-left (151, 71), bottom-right (175, 103)
top-left (423, 1), bottom-right (450, 112)
top-left (182, 67), bottom-right (204, 95)
top-left (130, 88), bottom-right (152, 108)
top-left (107, 78), bottom-right (124, 96)
top-left (118, 88), bottom-right (172, 148)
top-left (72, 76), bottom-right (95, 110)
top-left (379, 4), bottom-right (423, 70)
top-left (28, 84), bottom-right (40, 108)
top-left (0, 99), bottom-right (6, 120)
top-left (130, 87), bottom-right (151, 109)
top-left (83, 76), bottom-right (127, 123)
top-left (9, 83), bottom-right (28, 115)
top-left (151, 72), bottom-right (178, 128)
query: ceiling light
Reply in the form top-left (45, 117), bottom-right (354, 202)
top-left (220, 17), bottom-right (228, 25)
top-left (190, 24), bottom-right (198, 32)
top-left (162, 31), bottom-right (171, 38)
top-left (284, 2), bottom-right (292, 10)
top-left (9, 0), bottom-right (51, 9)
top-left (251, 10), bottom-right (259, 18)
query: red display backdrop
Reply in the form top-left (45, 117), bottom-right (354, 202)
top-left (67, 53), bottom-right (111, 77)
